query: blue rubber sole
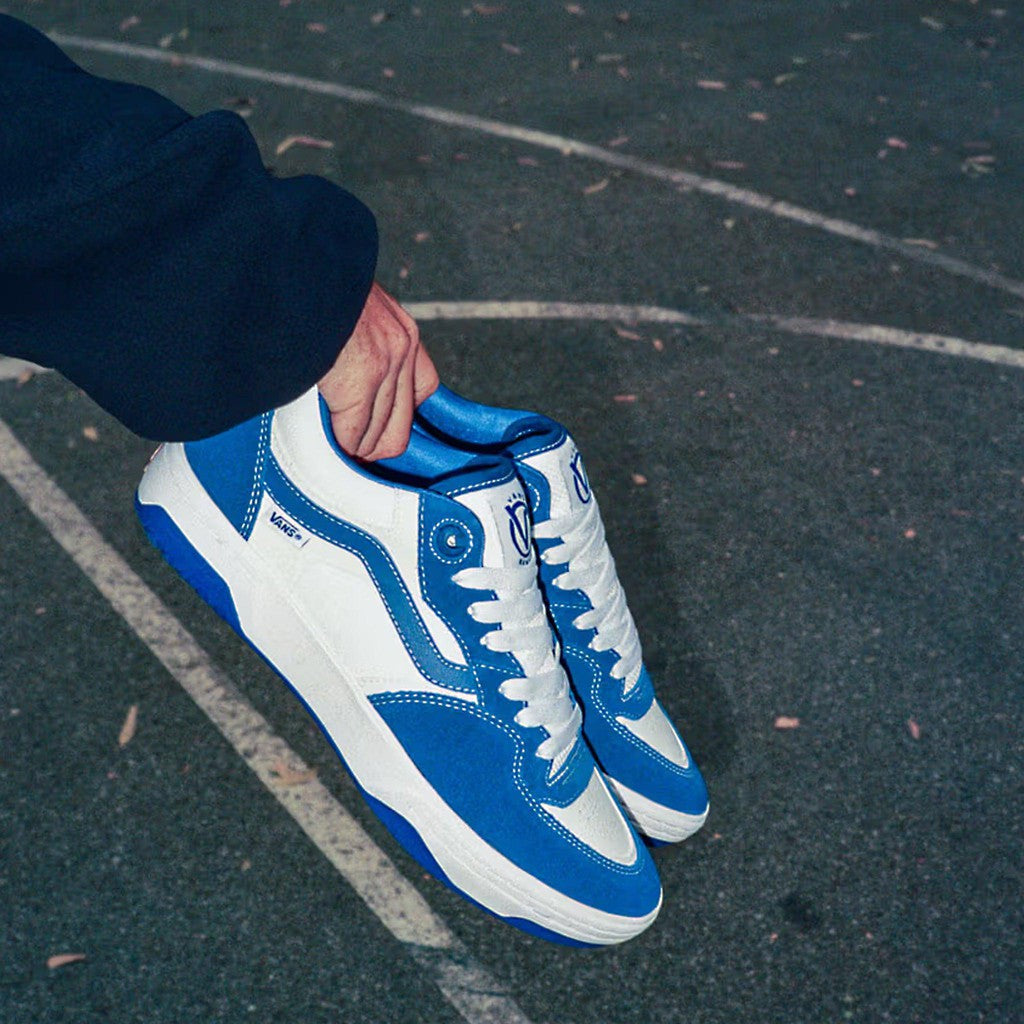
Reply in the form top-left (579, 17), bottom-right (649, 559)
top-left (135, 494), bottom-right (600, 947)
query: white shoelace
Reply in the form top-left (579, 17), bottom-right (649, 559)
top-left (533, 499), bottom-right (643, 693)
top-left (453, 563), bottom-right (582, 768)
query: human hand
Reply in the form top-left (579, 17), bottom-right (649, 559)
top-left (318, 281), bottom-right (439, 461)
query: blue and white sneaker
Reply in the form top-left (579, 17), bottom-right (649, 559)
top-left (416, 386), bottom-right (709, 843)
top-left (135, 385), bottom-right (661, 945)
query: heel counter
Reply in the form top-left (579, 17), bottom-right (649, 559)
top-left (182, 411), bottom-right (270, 537)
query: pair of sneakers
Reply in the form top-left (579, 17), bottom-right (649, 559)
top-left (136, 383), bottom-right (708, 946)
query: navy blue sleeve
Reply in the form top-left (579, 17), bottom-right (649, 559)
top-left (0, 13), bottom-right (378, 440)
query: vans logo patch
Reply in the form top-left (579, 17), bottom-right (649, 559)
top-left (569, 449), bottom-right (592, 504)
top-left (267, 508), bottom-right (309, 548)
top-left (504, 495), bottom-right (533, 561)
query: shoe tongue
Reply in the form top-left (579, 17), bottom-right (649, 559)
top-left (507, 429), bottom-right (593, 521)
top-left (431, 460), bottom-right (536, 569)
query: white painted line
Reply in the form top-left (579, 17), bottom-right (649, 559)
top-left (0, 358), bottom-right (46, 382)
top-left (403, 301), bottom-right (1024, 370)
top-left (4, 303), bottom-right (1022, 374)
top-left (406, 300), bottom-right (704, 327)
top-left (744, 314), bottom-right (1024, 370)
top-left (46, 32), bottom-right (1024, 301)
top-left (0, 416), bottom-right (536, 1024)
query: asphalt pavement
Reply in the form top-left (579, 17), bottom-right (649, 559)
top-left (1, 3), bottom-right (1022, 1023)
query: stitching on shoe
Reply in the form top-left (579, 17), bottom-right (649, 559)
top-left (420, 507), bottom-right (478, 668)
top-left (516, 431), bottom-right (568, 462)
top-left (442, 467), bottom-right (517, 499)
top-left (241, 413), bottom-right (270, 539)
top-left (571, 644), bottom-right (693, 778)
top-left (371, 691), bottom-right (643, 875)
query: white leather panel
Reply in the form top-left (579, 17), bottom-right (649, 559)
top-left (542, 768), bottom-right (638, 866)
top-left (616, 700), bottom-right (689, 768)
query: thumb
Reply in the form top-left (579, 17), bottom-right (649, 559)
top-left (413, 344), bottom-right (440, 406)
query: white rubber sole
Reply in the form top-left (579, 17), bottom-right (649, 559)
top-left (606, 774), bottom-right (709, 843)
top-left (137, 443), bottom-right (660, 945)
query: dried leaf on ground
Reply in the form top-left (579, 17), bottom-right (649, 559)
top-left (614, 326), bottom-right (642, 341)
top-left (82, 426), bottom-right (99, 442)
top-left (697, 79), bottom-right (727, 90)
top-left (270, 760), bottom-right (318, 786)
top-left (118, 704), bottom-right (138, 748)
top-left (583, 178), bottom-right (609, 195)
top-left (774, 715), bottom-right (800, 730)
top-left (275, 135), bottom-right (334, 156)
top-left (306, 22), bottom-right (327, 33)
top-left (630, 473), bottom-right (648, 486)
top-left (908, 718), bottom-right (922, 740)
top-left (119, 16), bottom-right (140, 32)
top-left (47, 953), bottom-right (86, 970)
top-left (613, 393), bottom-right (637, 403)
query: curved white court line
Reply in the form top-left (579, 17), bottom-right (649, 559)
top-left (406, 301), bottom-right (1024, 370)
top-left (3, 303), bottom-right (1023, 383)
top-left (46, 31), bottom-right (1024, 301)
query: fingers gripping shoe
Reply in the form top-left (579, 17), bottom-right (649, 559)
top-left (135, 385), bottom-right (661, 945)
top-left (416, 386), bottom-right (709, 843)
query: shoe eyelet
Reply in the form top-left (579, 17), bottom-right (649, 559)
top-left (430, 520), bottom-right (473, 563)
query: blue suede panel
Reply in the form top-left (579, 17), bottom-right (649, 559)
top-left (358, 787), bottom-right (601, 947)
top-left (569, 653), bottom-right (709, 816)
top-left (368, 693), bottom-right (661, 920)
top-left (182, 411), bottom-right (270, 537)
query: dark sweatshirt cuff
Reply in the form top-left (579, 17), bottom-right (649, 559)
top-left (0, 15), bottom-right (378, 440)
